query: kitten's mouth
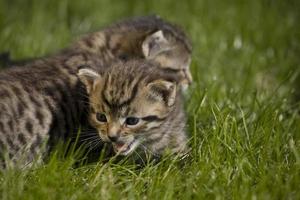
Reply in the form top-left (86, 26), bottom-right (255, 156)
top-left (112, 140), bottom-right (139, 156)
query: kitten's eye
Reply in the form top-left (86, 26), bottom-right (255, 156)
top-left (96, 113), bottom-right (107, 122)
top-left (119, 54), bottom-right (129, 61)
top-left (125, 117), bottom-right (140, 126)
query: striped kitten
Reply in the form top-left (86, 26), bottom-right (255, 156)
top-left (74, 15), bottom-right (192, 88)
top-left (1, 16), bottom-right (192, 88)
top-left (0, 52), bottom-right (104, 166)
top-left (78, 60), bottom-right (187, 157)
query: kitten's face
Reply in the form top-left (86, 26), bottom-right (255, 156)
top-left (78, 62), bottom-right (177, 156)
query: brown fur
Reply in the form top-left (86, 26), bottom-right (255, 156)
top-left (3, 16), bottom-right (193, 88)
top-left (0, 52), bottom-right (106, 166)
top-left (73, 16), bottom-right (192, 88)
top-left (78, 60), bottom-right (188, 158)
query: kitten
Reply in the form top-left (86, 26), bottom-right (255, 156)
top-left (78, 60), bottom-right (188, 158)
top-left (74, 15), bottom-right (192, 88)
top-left (1, 16), bottom-right (192, 89)
top-left (0, 52), bottom-right (104, 166)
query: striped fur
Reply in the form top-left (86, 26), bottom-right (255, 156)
top-left (0, 52), bottom-right (104, 166)
top-left (72, 15), bottom-right (192, 88)
top-left (78, 60), bottom-right (187, 158)
top-left (2, 16), bottom-right (192, 88)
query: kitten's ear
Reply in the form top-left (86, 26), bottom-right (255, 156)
top-left (78, 68), bottom-right (101, 94)
top-left (142, 30), bottom-right (170, 59)
top-left (147, 79), bottom-right (177, 107)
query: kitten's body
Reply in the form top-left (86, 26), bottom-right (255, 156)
top-left (0, 52), bottom-right (103, 165)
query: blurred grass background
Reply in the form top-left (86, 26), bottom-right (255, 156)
top-left (0, 0), bottom-right (299, 199)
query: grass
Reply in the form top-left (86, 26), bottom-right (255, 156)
top-left (0, 0), bottom-right (300, 199)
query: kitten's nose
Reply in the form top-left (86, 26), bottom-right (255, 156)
top-left (108, 135), bottom-right (118, 142)
top-left (108, 124), bottom-right (120, 142)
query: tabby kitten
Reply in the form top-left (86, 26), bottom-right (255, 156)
top-left (78, 60), bottom-right (187, 157)
top-left (74, 15), bottom-right (192, 88)
top-left (1, 16), bottom-right (192, 88)
top-left (0, 52), bottom-right (104, 166)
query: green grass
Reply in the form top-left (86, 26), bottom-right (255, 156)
top-left (0, 0), bottom-right (300, 199)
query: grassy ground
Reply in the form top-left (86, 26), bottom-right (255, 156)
top-left (0, 0), bottom-right (300, 199)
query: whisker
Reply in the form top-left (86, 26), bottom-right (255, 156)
top-left (133, 150), bottom-right (146, 165)
top-left (84, 140), bottom-right (98, 148)
top-left (85, 139), bottom-right (102, 151)
top-left (72, 132), bottom-right (98, 139)
top-left (79, 131), bottom-right (98, 136)
top-left (90, 140), bottom-right (101, 151)
top-left (80, 136), bottom-right (100, 142)
top-left (140, 144), bottom-right (157, 157)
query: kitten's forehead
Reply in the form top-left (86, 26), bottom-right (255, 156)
top-left (97, 60), bottom-right (174, 117)
top-left (102, 73), bottom-right (142, 108)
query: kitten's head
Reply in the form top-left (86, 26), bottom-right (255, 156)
top-left (111, 30), bottom-right (192, 88)
top-left (111, 30), bottom-right (192, 89)
top-left (142, 30), bottom-right (192, 89)
top-left (105, 17), bottom-right (193, 89)
top-left (78, 60), bottom-right (179, 156)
